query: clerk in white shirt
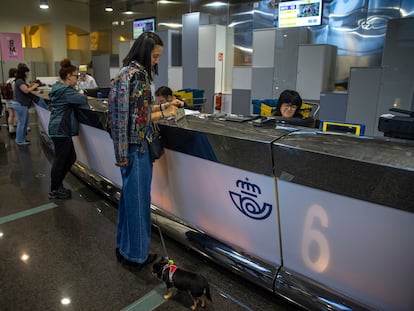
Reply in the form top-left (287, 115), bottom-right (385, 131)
top-left (77, 72), bottom-right (98, 89)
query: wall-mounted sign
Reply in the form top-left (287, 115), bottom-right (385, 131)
top-left (0, 32), bottom-right (24, 61)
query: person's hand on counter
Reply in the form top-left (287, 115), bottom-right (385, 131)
top-left (29, 82), bottom-right (40, 93)
top-left (153, 103), bottom-right (179, 121)
top-left (163, 104), bottom-right (179, 119)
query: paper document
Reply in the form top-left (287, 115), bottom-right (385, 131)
top-left (184, 109), bottom-right (200, 115)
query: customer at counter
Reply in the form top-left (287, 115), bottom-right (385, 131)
top-left (48, 59), bottom-right (89, 199)
top-left (155, 86), bottom-right (184, 108)
top-left (273, 89), bottom-right (303, 118)
top-left (3, 67), bottom-right (18, 135)
top-left (13, 63), bottom-right (39, 145)
top-left (108, 32), bottom-right (179, 268)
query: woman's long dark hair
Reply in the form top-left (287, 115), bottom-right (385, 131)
top-left (122, 31), bottom-right (163, 82)
top-left (16, 64), bottom-right (30, 80)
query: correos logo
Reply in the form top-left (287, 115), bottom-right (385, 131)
top-left (229, 177), bottom-right (272, 220)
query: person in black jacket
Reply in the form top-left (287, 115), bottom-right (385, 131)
top-left (48, 59), bottom-right (89, 199)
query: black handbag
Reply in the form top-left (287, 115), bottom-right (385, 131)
top-left (147, 122), bottom-right (164, 162)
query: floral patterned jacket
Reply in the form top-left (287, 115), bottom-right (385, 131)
top-left (108, 61), bottom-right (152, 166)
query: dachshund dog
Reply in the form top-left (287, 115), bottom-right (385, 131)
top-left (152, 259), bottom-right (212, 310)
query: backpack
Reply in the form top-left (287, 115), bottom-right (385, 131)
top-left (0, 82), bottom-right (14, 100)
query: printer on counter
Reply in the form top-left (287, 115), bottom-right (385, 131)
top-left (378, 108), bottom-right (414, 140)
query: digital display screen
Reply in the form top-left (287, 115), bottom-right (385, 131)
top-left (133, 17), bottom-right (156, 39)
top-left (320, 121), bottom-right (365, 136)
top-left (278, 0), bottom-right (322, 28)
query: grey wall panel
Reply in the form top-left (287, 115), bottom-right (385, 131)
top-left (170, 31), bottom-right (182, 67)
top-left (296, 44), bottom-right (337, 101)
top-left (273, 28), bottom-right (310, 99)
top-left (154, 30), bottom-right (183, 91)
top-left (379, 65), bottom-right (414, 111)
top-left (1, 60), bottom-right (20, 83)
top-left (54, 61), bottom-right (61, 78)
top-left (198, 68), bottom-right (215, 114)
top-left (251, 28), bottom-right (309, 107)
top-left (155, 30), bottom-right (169, 89)
top-left (346, 67), bottom-right (382, 136)
top-left (182, 12), bottom-right (200, 89)
top-left (118, 41), bottom-right (133, 68)
top-left (232, 89), bottom-right (252, 115)
top-left (251, 68), bottom-right (274, 101)
top-left (31, 62), bottom-right (48, 81)
top-left (252, 29), bottom-right (276, 68)
top-left (1, 60), bottom-right (47, 83)
top-left (92, 54), bottom-right (111, 88)
top-left (376, 65), bottom-right (414, 136)
top-left (382, 17), bottom-right (414, 67)
top-left (319, 92), bottom-right (348, 121)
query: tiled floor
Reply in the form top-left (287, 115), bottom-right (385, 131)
top-left (0, 109), bottom-right (300, 311)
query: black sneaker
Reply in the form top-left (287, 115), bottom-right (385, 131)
top-left (58, 186), bottom-right (72, 196)
top-left (49, 189), bottom-right (71, 199)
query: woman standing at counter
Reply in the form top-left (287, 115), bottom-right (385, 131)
top-left (48, 59), bottom-right (89, 199)
top-left (108, 32), bottom-right (179, 268)
top-left (13, 64), bottom-right (39, 145)
top-left (4, 67), bottom-right (18, 135)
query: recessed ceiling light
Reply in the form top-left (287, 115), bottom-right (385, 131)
top-left (105, 0), bottom-right (113, 12)
top-left (39, 0), bottom-right (49, 9)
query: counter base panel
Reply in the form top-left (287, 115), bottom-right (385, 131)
top-left (66, 156), bottom-right (371, 311)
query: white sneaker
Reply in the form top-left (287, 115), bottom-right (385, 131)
top-left (16, 141), bottom-right (30, 145)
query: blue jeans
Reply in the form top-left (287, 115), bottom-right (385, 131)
top-left (12, 102), bottom-right (29, 143)
top-left (117, 144), bottom-right (153, 263)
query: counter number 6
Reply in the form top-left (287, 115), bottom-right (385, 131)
top-left (301, 204), bottom-right (330, 273)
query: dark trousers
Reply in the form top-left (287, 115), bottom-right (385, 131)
top-left (50, 137), bottom-right (76, 191)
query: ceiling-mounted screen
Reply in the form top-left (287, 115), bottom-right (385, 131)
top-left (278, 0), bottom-right (322, 28)
top-left (133, 17), bottom-right (156, 39)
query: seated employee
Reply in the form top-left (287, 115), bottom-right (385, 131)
top-left (77, 71), bottom-right (98, 90)
top-left (155, 86), bottom-right (185, 108)
top-left (273, 89), bottom-right (303, 118)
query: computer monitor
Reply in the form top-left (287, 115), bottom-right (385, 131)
top-left (278, 0), bottom-right (323, 28)
top-left (275, 116), bottom-right (317, 128)
top-left (133, 17), bottom-right (156, 39)
top-left (84, 88), bottom-right (99, 97)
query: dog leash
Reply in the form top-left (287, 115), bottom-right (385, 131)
top-left (154, 215), bottom-right (170, 261)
